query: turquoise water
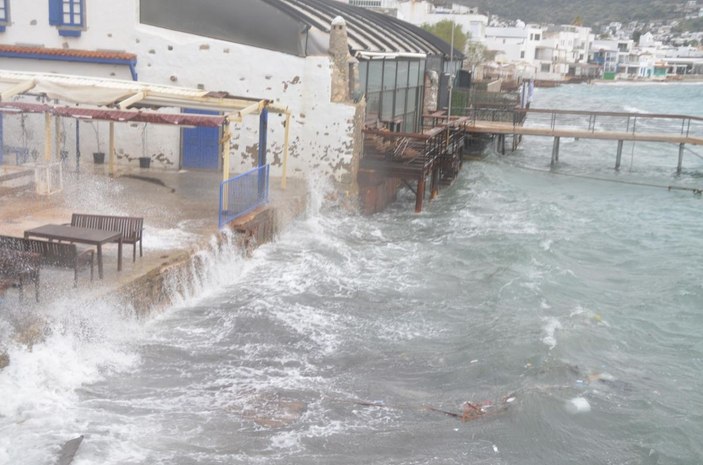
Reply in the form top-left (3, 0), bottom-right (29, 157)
top-left (1, 83), bottom-right (702, 464)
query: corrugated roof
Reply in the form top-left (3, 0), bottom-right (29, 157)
top-left (0, 44), bottom-right (136, 62)
top-left (264, 0), bottom-right (464, 58)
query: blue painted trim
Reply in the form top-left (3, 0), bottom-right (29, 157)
top-left (128, 62), bottom-right (138, 81)
top-left (257, 108), bottom-right (268, 199)
top-left (0, 50), bottom-right (138, 80)
top-left (58, 28), bottom-right (81, 37)
top-left (258, 107), bottom-right (268, 167)
top-left (0, 25), bottom-right (5, 33)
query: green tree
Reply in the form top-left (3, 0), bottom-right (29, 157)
top-left (632, 30), bottom-right (642, 44)
top-left (464, 41), bottom-right (491, 71)
top-left (421, 20), bottom-right (468, 53)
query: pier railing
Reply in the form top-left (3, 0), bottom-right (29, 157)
top-left (462, 107), bottom-right (703, 140)
top-left (218, 164), bottom-right (269, 229)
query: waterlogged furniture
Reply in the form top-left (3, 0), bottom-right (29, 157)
top-left (70, 214), bottom-right (144, 262)
top-left (0, 248), bottom-right (41, 302)
top-left (0, 235), bottom-right (94, 287)
top-left (24, 225), bottom-right (121, 279)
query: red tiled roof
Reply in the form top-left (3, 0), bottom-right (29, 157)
top-left (0, 44), bottom-right (136, 61)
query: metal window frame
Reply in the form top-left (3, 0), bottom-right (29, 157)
top-left (61, 0), bottom-right (84, 27)
top-left (0, 0), bottom-right (10, 30)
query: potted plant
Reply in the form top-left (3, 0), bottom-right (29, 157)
top-left (138, 124), bottom-right (151, 168)
top-left (91, 122), bottom-right (105, 164)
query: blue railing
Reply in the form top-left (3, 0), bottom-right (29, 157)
top-left (218, 164), bottom-right (269, 228)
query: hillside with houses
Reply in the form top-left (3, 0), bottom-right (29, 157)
top-left (341, 0), bottom-right (703, 84)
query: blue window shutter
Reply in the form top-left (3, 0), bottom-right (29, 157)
top-left (49, 0), bottom-right (62, 25)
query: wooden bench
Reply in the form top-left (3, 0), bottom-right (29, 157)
top-left (0, 249), bottom-right (41, 302)
top-left (70, 213), bottom-right (144, 262)
top-left (0, 235), bottom-right (94, 288)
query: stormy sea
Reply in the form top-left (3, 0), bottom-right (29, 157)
top-left (1, 82), bottom-right (703, 465)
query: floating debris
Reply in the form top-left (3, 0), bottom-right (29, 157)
top-left (57, 435), bottom-right (84, 465)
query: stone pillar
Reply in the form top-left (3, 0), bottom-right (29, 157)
top-left (329, 16), bottom-right (357, 103)
top-left (423, 70), bottom-right (439, 113)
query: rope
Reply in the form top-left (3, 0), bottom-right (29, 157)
top-left (684, 146), bottom-right (703, 161)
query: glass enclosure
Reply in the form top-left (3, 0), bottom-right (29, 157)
top-left (358, 57), bottom-right (426, 133)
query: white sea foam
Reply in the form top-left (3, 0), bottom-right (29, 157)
top-left (541, 317), bottom-right (562, 350)
top-left (141, 226), bottom-right (199, 250)
top-left (565, 397), bottom-right (591, 413)
top-left (0, 299), bottom-right (141, 465)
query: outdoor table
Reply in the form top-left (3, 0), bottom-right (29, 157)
top-left (24, 224), bottom-right (123, 279)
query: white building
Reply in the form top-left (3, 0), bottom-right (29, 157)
top-left (484, 24), bottom-right (544, 77)
top-left (0, 0), bottom-right (459, 195)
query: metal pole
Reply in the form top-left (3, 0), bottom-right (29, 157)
top-left (108, 121), bottom-right (115, 177)
top-left (677, 143), bottom-right (684, 175)
top-left (282, 112), bottom-right (290, 190)
top-left (447, 17), bottom-right (455, 123)
top-left (258, 107), bottom-right (269, 199)
top-left (615, 139), bottom-right (623, 170)
top-left (76, 119), bottom-right (80, 175)
top-left (551, 136), bottom-right (560, 167)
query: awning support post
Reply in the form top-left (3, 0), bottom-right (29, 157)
top-left (44, 112), bottom-right (52, 162)
top-left (109, 121), bottom-right (115, 177)
top-left (258, 107), bottom-right (268, 198)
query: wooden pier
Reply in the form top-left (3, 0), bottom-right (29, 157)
top-left (460, 108), bottom-right (703, 173)
top-left (358, 107), bottom-right (703, 213)
top-left (359, 124), bottom-right (463, 213)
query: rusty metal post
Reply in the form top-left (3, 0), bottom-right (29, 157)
top-left (430, 166), bottom-right (439, 200)
top-left (415, 174), bottom-right (426, 213)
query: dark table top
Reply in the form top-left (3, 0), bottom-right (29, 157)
top-left (24, 224), bottom-right (122, 245)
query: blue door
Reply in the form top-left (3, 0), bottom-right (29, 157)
top-left (181, 109), bottom-right (220, 170)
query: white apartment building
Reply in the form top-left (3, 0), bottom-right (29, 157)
top-left (533, 25), bottom-right (593, 80)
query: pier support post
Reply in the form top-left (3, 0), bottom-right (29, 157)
top-left (415, 174), bottom-right (426, 213)
top-left (677, 143), bottom-right (685, 175)
top-left (430, 166), bottom-right (439, 200)
top-left (500, 134), bottom-right (506, 155)
top-left (512, 134), bottom-right (518, 152)
top-left (615, 140), bottom-right (623, 170)
top-left (551, 136), bottom-right (560, 167)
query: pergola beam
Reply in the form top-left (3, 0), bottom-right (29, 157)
top-left (0, 79), bottom-right (36, 101)
top-left (117, 91), bottom-right (146, 109)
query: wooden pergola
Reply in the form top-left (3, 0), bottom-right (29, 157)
top-left (0, 70), bottom-right (292, 188)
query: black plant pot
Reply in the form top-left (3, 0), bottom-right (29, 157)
top-left (93, 152), bottom-right (105, 164)
top-left (139, 157), bottom-right (151, 169)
